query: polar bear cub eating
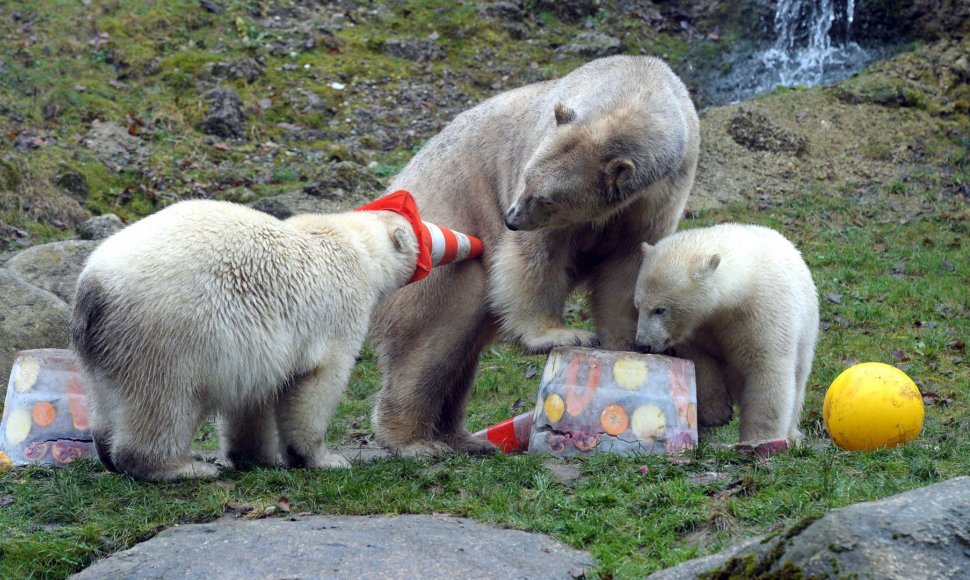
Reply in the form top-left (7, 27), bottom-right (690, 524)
top-left (71, 200), bottom-right (419, 481)
top-left (633, 223), bottom-right (819, 444)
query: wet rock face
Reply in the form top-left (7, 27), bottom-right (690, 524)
top-left (648, 476), bottom-right (970, 579)
top-left (201, 88), bottom-right (248, 140)
top-left (727, 108), bottom-right (807, 155)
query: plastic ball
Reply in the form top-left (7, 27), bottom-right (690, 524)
top-left (823, 362), bottom-right (924, 451)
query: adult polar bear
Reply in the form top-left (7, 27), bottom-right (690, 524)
top-left (371, 55), bottom-right (699, 456)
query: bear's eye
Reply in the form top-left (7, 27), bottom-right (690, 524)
top-left (651, 307), bottom-right (667, 316)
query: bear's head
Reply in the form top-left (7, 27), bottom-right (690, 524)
top-left (504, 99), bottom-right (688, 231)
top-left (633, 240), bottom-right (720, 354)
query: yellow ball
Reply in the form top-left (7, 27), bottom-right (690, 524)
top-left (823, 362), bottom-right (924, 451)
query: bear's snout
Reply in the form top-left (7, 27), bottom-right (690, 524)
top-left (504, 206), bottom-right (520, 231)
top-left (633, 341), bottom-right (654, 354)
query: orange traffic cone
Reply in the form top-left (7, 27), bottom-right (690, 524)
top-left (355, 190), bottom-right (483, 283)
top-left (422, 221), bottom-right (483, 267)
top-left (472, 411), bottom-right (535, 453)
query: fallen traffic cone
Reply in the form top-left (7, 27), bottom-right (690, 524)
top-left (472, 411), bottom-right (535, 453)
top-left (356, 190), bottom-right (484, 283)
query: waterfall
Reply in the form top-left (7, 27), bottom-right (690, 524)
top-left (705, 0), bottom-right (875, 106)
top-left (759, 0), bottom-right (867, 89)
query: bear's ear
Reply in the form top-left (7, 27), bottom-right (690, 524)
top-left (640, 241), bottom-right (655, 257)
top-left (692, 254), bottom-right (721, 280)
top-left (606, 158), bottom-right (636, 190)
top-left (391, 227), bottom-right (411, 253)
top-left (554, 102), bottom-right (576, 126)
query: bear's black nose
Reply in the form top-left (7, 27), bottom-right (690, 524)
top-left (504, 211), bottom-right (519, 231)
top-left (634, 342), bottom-right (653, 354)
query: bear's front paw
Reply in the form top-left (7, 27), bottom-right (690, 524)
top-left (520, 327), bottom-right (600, 354)
top-left (165, 460), bottom-right (221, 480)
top-left (393, 440), bottom-right (454, 458)
top-left (447, 433), bottom-right (498, 456)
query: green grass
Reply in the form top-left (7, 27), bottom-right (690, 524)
top-left (2, 186), bottom-right (967, 578)
top-left (1, 0), bottom-right (968, 576)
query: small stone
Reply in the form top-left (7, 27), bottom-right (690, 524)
top-left (78, 214), bottom-right (123, 240)
top-left (201, 88), bottom-right (247, 140)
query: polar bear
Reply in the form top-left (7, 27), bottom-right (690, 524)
top-left (370, 55), bottom-right (699, 456)
top-left (70, 200), bottom-right (419, 480)
top-left (633, 223), bottom-right (819, 444)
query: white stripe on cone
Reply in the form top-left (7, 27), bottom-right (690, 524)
top-left (422, 221), bottom-right (482, 267)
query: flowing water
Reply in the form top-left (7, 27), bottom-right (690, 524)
top-left (705, 0), bottom-right (878, 105)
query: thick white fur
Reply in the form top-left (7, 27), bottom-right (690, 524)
top-left (634, 223), bottom-right (819, 443)
top-left (370, 55), bottom-right (699, 456)
top-left (71, 200), bottom-right (417, 480)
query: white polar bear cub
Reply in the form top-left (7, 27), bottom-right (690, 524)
top-left (70, 200), bottom-right (419, 481)
top-left (633, 223), bottom-right (819, 444)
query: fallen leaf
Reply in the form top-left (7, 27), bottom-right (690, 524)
top-left (941, 259), bottom-right (955, 272)
top-left (524, 365), bottom-right (537, 379)
top-left (278, 497), bottom-right (291, 513)
top-left (825, 293), bottom-right (842, 304)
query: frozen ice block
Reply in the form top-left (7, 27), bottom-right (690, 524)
top-left (528, 347), bottom-right (697, 456)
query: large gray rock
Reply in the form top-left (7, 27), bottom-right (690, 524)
top-left (650, 476), bottom-right (970, 579)
top-left (73, 514), bottom-right (593, 579)
top-left (5, 240), bottom-right (98, 303)
top-left (0, 269), bottom-right (70, 397)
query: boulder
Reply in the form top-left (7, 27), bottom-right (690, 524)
top-left (73, 514), bottom-right (593, 579)
top-left (649, 476), bottom-right (970, 579)
top-left (0, 269), bottom-right (70, 398)
top-left (5, 240), bottom-right (99, 303)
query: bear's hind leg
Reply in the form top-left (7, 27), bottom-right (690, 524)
top-left (372, 263), bottom-right (497, 457)
top-left (276, 358), bottom-right (353, 470)
top-left (737, 363), bottom-right (799, 444)
top-left (84, 371), bottom-right (123, 473)
top-left (219, 402), bottom-right (279, 470)
top-left (676, 344), bottom-right (734, 430)
top-left (109, 390), bottom-right (218, 481)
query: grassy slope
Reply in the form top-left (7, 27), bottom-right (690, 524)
top-left (1, 1), bottom-right (968, 578)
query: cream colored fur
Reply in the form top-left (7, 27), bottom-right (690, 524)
top-left (634, 223), bottom-right (819, 443)
top-left (370, 55), bottom-right (699, 456)
top-left (70, 200), bottom-right (418, 480)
